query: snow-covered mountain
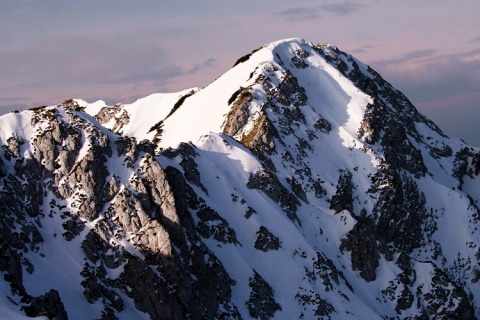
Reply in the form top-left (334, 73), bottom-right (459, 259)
top-left (1, 38), bottom-right (479, 319)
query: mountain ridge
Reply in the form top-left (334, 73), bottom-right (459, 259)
top-left (1, 38), bottom-right (479, 319)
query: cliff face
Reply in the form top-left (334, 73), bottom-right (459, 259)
top-left (1, 38), bottom-right (479, 319)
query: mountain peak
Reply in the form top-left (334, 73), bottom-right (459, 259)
top-left (1, 38), bottom-right (480, 319)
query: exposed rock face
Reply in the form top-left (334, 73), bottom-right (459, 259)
top-left (23, 289), bottom-right (68, 320)
top-left (246, 270), bottom-right (282, 319)
top-left (329, 170), bottom-right (353, 214)
top-left (223, 86), bottom-right (253, 137)
top-left (95, 103), bottom-right (130, 134)
top-left (340, 216), bottom-right (380, 282)
top-left (247, 170), bottom-right (301, 224)
top-left (0, 107), bottom-right (241, 320)
top-left (240, 112), bottom-right (279, 156)
top-left (197, 205), bottom-right (240, 244)
top-left (254, 226), bottom-right (281, 252)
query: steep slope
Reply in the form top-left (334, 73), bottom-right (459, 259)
top-left (1, 38), bottom-right (479, 319)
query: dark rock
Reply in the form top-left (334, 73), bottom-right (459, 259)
top-left (329, 170), bottom-right (353, 214)
top-left (115, 136), bottom-right (138, 163)
top-left (314, 117), bottom-right (332, 134)
top-left (418, 264), bottom-right (475, 320)
top-left (295, 289), bottom-right (336, 319)
top-left (254, 226), bottom-right (281, 251)
top-left (5, 135), bottom-right (24, 158)
top-left (247, 170), bottom-right (301, 224)
top-left (245, 206), bottom-right (257, 219)
top-left (313, 179), bottom-right (326, 198)
top-left (288, 176), bottom-right (308, 203)
top-left (340, 216), bottom-right (379, 282)
top-left (240, 112), bottom-right (279, 156)
top-left (62, 216), bottom-right (85, 241)
top-left (22, 289), bottom-right (68, 320)
top-left (246, 270), bottom-right (282, 319)
top-left (372, 171), bottom-right (428, 253)
top-left (272, 70), bottom-right (308, 106)
top-left (197, 205), bottom-right (239, 244)
top-left (291, 56), bottom-right (308, 69)
top-left (396, 287), bottom-right (414, 312)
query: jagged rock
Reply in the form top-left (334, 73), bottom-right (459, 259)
top-left (0, 239), bottom-right (24, 288)
top-left (313, 179), bottom-right (326, 198)
top-left (340, 216), bottom-right (380, 282)
top-left (372, 171), bottom-right (428, 253)
top-left (290, 48), bottom-right (310, 69)
top-left (5, 135), bottom-right (24, 158)
top-left (94, 103), bottom-right (123, 125)
top-left (82, 275), bottom-right (124, 313)
top-left (246, 270), bottom-right (281, 319)
top-left (180, 157), bottom-right (202, 187)
top-left (223, 86), bottom-right (253, 136)
top-left (329, 170), bottom-right (353, 213)
top-left (104, 175), bottom-right (120, 202)
top-left (271, 70), bottom-right (308, 106)
top-left (312, 252), bottom-right (341, 291)
top-left (314, 117), bottom-right (332, 134)
top-left (33, 130), bottom-right (59, 174)
top-left (240, 112), bottom-right (278, 155)
top-left (245, 206), bottom-right (257, 219)
top-left (22, 289), bottom-right (68, 320)
top-left (115, 255), bottom-right (178, 319)
top-left (61, 98), bottom-right (84, 111)
top-left (288, 176), bottom-right (308, 203)
top-left (247, 170), bottom-right (300, 224)
top-left (472, 152), bottom-right (480, 176)
top-left (115, 136), bottom-right (138, 165)
top-left (254, 226), bottom-right (281, 251)
top-left (163, 166), bottom-right (241, 319)
top-left (358, 101), bottom-right (427, 178)
top-left (197, 205), bottom-right (239, 244)
top-left (0, 156), bottom-right (5, 177)
top-left (283, 105), bottom-right (305, 123)
top-left (138, 139), bottom-right (155, 155)
top-left (295, 288), bottom-right (336, 319)
top-left (67, 131), bottom-right (111, 220)
top-left (61, 216), bottom-right (85, 241)
top-left (418, 264), bottom-right (475, 320)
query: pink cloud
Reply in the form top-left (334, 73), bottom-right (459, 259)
top-left (418, 91), bottom-right (480, 110)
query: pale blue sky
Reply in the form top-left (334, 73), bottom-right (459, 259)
top-left (1, 0), bottom-right (479, 145)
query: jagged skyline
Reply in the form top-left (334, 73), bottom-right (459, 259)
top-left (1, 0), bottom-right (479, 145)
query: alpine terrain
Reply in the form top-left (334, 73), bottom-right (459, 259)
top-left (1, 38), bottom-right (479, 319)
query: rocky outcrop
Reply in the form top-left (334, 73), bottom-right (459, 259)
top-left (453, 147), bottom-right (480, 189)
top-left (94, 103), bottom-right (131, 134)
top-left (23, 289), bottom-right (68, 320)
top-left (0, 106), bottom-right (242, 320)
top-left (246, 270), bottom-right (282, 319)
top-left (240, 112), bottom-right (279, 156)
top-left (358, 100), bottom-right (427, 178)
top-left (329, 170), bottom-right (353, 214)
top-left (223, 86), bottom-right (253, 137)
top-left (269, 70), bottom-right (308, 107)
top-left (247, 170), bottom-right (300, 224)
top-left (254, 226), bottom-right (281, 252)
top-left (340, 215), bottom-right (380, 282)
top-left (197, 205), bottom-right (239, 244)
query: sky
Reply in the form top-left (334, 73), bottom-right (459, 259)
top-left (1, 0), bottom-right (479, 146)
